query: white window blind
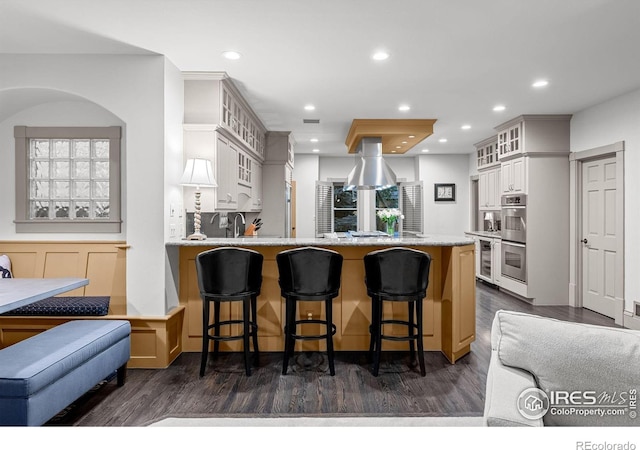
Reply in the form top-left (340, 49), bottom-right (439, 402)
top-left (315, 181), bottom-right (333, 236)
top-left (400, 181), bottom-right (423, 234)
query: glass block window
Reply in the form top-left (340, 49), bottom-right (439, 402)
top-left (15, 126), bottom-right (121, 233)
top-left (29, 138), bottom-right (111, 220)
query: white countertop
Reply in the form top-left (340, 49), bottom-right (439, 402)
top-left (465, 230), bottom-right (502, 239)
top-left (166, 234), bottom-right (474, 247)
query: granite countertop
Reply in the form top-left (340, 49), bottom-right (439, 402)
top-left (464, 230), bottom-right (502, 239)
top-left (166, 234), bottom-right (474, 247)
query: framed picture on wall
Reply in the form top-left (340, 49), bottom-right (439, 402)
top-left (434, 183), bottom-right (456, 202)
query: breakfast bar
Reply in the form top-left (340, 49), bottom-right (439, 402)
top-left (169, 234), bottom-right (475, 363)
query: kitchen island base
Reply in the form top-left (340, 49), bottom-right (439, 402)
top-left (175, 239), bottom-right (475, 364)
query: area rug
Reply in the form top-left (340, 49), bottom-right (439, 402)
top-left (150, 415), bottom-right (485, 427)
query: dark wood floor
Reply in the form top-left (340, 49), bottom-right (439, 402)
top-left (47, 281), bottom-right (618, 426)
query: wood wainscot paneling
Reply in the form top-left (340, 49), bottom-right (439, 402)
top-left (0, 241), bottom-right (183, 368)
top-left (440, 244), bottom-right (476, 363)
top-left (179, 243), bottom-right (475, 363)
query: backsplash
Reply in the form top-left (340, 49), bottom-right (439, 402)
top-left (185, 212), bottom-right (260, 238)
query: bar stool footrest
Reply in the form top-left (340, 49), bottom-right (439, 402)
top-left (206, 319), bottom-right (258, 343)
top-left (290, 320), bottom-right (337, 341)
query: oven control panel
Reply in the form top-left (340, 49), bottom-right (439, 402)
top-left (501, 194), bottom-right (527, 206)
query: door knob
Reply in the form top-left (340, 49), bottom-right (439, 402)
top-left (581, 238), bottom-right (588, 244)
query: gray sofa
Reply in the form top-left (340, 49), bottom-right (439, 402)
top-left (483, 310), bottom-right (640, 426)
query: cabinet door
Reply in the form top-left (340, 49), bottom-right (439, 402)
top-left (511, 157), bottom-right (526, 193)
top-left (508, 124), bottom-right (521, 155)
top-left (215, 136), bottom-right (238, 210)
top-left (474, 238), bottom-right (481, 278)
top-left (494, 168), bottom-right (502, 206)
top-left (252, 161), bottom-right (262, 211)
top-left (497, 123), bottom-right (522, 159)
top-left (486, 168), bottom-right (497, 208)
top-left (492, 240), bottom-right (501, 285)
top-left (497, 129), bottom-right (509, 159)
top-left (478, 171), bottom-right (489, 209)
top-left (500, 160), bottom-right (512, 194)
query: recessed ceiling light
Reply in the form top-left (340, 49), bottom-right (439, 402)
top-left (439, 138), bottom-right (447, 143)
top-left (395, 146), bottom-right (402, 149)
top-left (421, 149), bottom-right (430, 153)
top-left (493, 105), bottom-right (506, 112)
top-left (398, 105), bottom-right (410, 112)
top-left (304, 104), bottom-right (315, 111)
top-left (310, 138), bottom-right (318, 143)
top-left (222, 51), bottom-right (241, 60)
top-left (372, 51), bottom-right (389, 61)
top-left (408, 135), bottom-right (415, 138)
top-left (532, 79), bottom-right (549, 88)
top-left (461, 124), bottom-right (471, 130)
top-left (402, 141), bottom-right (408, 144)
top-left (312, 148), bottom-right (320, 153)
top-left (391, 150), bottom-right (397, 153)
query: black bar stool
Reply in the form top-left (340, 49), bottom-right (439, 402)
top-left (276, 246), bottom-right (343, 376)
top-left (195, 247), bottom-right (263, 376)
top-left (364, 247), bottom-right (432, 376)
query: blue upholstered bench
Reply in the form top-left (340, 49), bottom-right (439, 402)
top-left (0, 296), bottom-right (110, 316)
top-left (0, 320), bottom-right (131, 426)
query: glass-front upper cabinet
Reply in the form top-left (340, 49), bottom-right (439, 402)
top-left (475, 136), bottom-right (498, 170)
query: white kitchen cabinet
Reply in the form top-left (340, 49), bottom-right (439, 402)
top-left (478, 166), bottom-right (501, 210)
top-left (495, 114), bottom-right (572, 161)
top-left (501, 157), bottom-right (526, 194)
top-left (237, 150), bottom-right (263, 212)
top-left (215, 136), bottom-right (238, 210)
top-left (182, 126), bottom-right (237, 211)
top-left (497, 122), bottom-right (522, 159)
top-left (493, 114), bottom-right (572, 305)
top-left (184, 72), bottom-right (266, 161)
top-left (184, 72), bottom-right (267, 213)
top-left (260, 131), bottom-right (295, 237)
top-left (251, 160), bottom-right (262, 211)
top-left (475, 136), bottom-right (499, 170)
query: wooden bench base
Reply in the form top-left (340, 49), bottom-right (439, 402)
top-left (0, 307), bottom-right (185, 369)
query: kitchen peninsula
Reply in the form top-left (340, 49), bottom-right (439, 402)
top-left (168, 234), bottom-right (475, 363)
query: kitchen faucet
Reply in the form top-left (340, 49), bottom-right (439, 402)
top-left (233, 213), bottom-right (245, 238)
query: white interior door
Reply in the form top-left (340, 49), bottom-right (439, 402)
top-left (581, 155), bottom-right (618, 318)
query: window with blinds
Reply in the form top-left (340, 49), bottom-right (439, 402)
top-left (316, 180), bottom-right (423, 237)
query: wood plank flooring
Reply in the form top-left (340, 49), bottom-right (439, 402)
top-left (47, 281), bottom-right (618, 426)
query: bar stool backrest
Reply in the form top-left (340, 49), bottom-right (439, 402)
top-left (364, 247), bottom-right (431, 298)
top-left (196, 247), bottom-right (264, 298)
top-left (276, 247), bottom-right (343, 298)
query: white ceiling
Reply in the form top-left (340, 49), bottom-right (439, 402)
top-left (2, 0), bottom-right (640, 156)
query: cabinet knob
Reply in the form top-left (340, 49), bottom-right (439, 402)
top-left (581, 238), bottom-right (588, 244)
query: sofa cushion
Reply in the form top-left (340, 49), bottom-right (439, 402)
top-left (494, 310), bottom-right (640, 426)
top-left (1, 296), bottom-right (110, 316)
top-left (0, 254), bottom-right (12, 278)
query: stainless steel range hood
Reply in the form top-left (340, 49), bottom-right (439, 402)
top-left (344, 137), bottom-right (397, 190)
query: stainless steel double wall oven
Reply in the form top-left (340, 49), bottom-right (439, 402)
top-left (501, 194), bottom-right (527, 283)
